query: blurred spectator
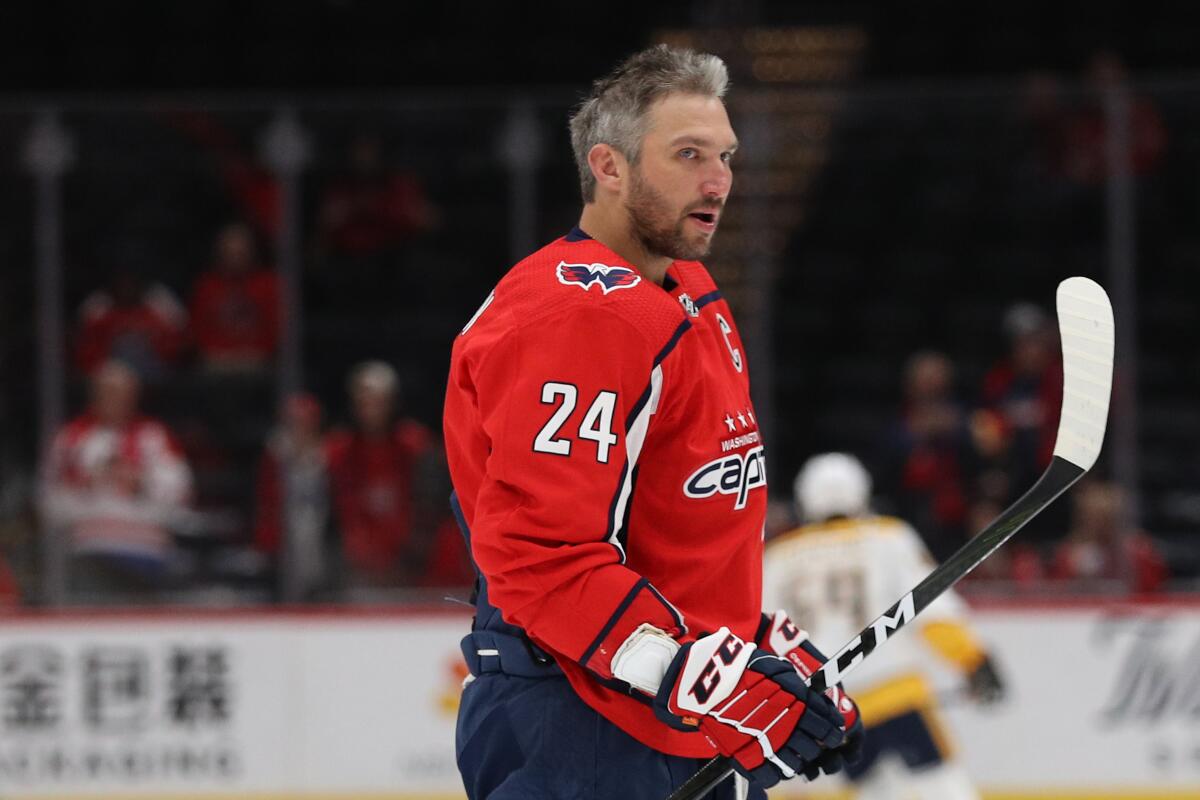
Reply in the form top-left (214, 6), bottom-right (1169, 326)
top-left (316, 132), bottom-right (437, 260)
top-left (882, 351), bottom-right (973, 559)
top-left (1019, 51), bottom-right (1167, 188)
top-left (981, 303), bottom-right (1063, 485)
top-left (254, 392), bottom-right (331, 599)
top-left (1050, 480), bottom-right (1167, 593)
top-left (325, 361), bottom-right (440, 587)
top-left (190, 223), bottom-right (281, 372)
top-left (74, 265), bottom-right (188, 380)
top-left (1018, 70), bottom-right (1069, 179)
top-left (40, 361), bottom-right (192, 600)
top-left (966, 407), bottom-right (1017, 505)
top-left (1063, 51), bottom-right (1167, 186)
top-left (165, 110), bottom-right (280, 239)
top-left (0, 557), bottom-right (17, 605)
top-left (422, 516), bottom-right (476, 588)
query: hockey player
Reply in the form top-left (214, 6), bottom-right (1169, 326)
top-left (764, 453), bottom-right (1005, 800)
top-left (445, 45), bottom-right (862, 800)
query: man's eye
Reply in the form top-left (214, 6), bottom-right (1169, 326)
top-left (679, 148), bottom-right (697, 159)
top-left (720, 152), bottom-right (733, 163)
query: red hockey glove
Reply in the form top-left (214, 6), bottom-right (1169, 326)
top-left (653, 627), bottom-right (846, 788)
top-left (760, 610), bottom-right (865, 774)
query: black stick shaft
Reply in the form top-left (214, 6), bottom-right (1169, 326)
top-left (667, 456), bottom-right (1084, 800)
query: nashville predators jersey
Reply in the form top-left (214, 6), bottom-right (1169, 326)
top-left (763, 516), bottom-right (985, 701)
top-left (445, 227), bottom-right (767, 758)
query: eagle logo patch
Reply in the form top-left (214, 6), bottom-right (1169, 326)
top-left (556, 261), bottom-right (641, 295)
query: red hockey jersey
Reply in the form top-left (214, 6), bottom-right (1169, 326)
top-left (445, 229), bottom-right (767, 757)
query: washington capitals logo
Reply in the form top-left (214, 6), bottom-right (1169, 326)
top-left (556, 261), bottom-right (641, 295)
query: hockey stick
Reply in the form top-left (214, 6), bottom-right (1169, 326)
top-left (667, 276), bottom-right (1114, 800)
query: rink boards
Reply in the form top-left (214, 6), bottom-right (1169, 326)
top-left (1, 598), bottom-right (1199, 799)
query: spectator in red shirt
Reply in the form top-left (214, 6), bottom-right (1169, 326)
top-left (0, 556), bottom-right (18, 605)
top-left (75, 266), bottom-right (188, 380)
top-left (965, 407), bottom-right (1017, 505)
top-left (1050, 479), bottom-right (1167, 594)
top-left (1020, 52), bottom-right (1166, 187)
top-left (1062, 51), bottom-right (1167, 187)
top-left (254, 392), bottom-right (331, 599)
top-left (883, 350), bottom-right (973, 559)
top-left (325, 361), bottom-right (439, 588)
top-left (164, 110), bottom-right (281, 240)
top-left (41, 360), bottom-right (193, 599)
top-left (317, 132), bottom-right (436, 259)
top-left (190, 223), bottom-right (280, 372)
top-left (981, 303), bottom-right (1063, 484)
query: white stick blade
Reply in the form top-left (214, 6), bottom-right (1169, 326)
top-left (1053, 276), bottom-right (1115, 471)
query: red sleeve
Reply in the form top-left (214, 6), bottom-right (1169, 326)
top-left (75, 314), bottom-right (112, 374)
top-left (981, 362), bottom-right (1012, 407)
top-left (396, 419), bottom-right (433, 454)
top-left (190, 274), bottom-right (222, 354)
top-left (0, 556), bottom-right (19, 605)
top-left (1037, 361), bottom-right (1064, 466)
top-left (253, 449), bottom-right (282, 554)
top-left (324, 432), bottom-right (356, 525)
top-left (467, 307), bottom-right (687, 679)
top-left (251, 272), bottom-right (281, 355)
top-left (1130, 534), bottom-right (1167, 593)
top-left (1047, 542), bottom-right (1074, 580)
top-left (385, 175), bottom-right (432, 233)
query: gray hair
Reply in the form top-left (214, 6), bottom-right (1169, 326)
top-left (349, 360), bottom-right (399, 396)
top-left (568, 44), bottom-right (729, 203)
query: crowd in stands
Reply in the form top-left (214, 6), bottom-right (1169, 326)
top-left (41, 361), bottom-right (193, 598)
top-left (880, 303), bottom-right (1064, 563)
top-left (8, 118), bottom-right (462, 605)
top-left (38, 342), bottom-right (469, 605)
top-left (39, 260), bottom-right (1168, 604)
top-left (822, 299), bottom-right (1166, 593)
top-left (0, 49), bottom-right (1181, 605)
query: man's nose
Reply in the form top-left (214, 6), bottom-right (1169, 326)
top-left (701, 169), bottom-right (731, 200)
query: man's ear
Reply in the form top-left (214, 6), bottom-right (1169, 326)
top-left (588, 143), bottom-right (625, 195)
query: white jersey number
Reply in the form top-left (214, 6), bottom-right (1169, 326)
top-left (788, 568), bottom-right (867, 630)
top-left (533, 382), bottom-right (618, 463)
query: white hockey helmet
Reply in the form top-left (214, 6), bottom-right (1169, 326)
top-left (794, 452), bottom-right (872, 523)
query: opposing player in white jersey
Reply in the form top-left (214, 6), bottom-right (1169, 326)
top-left (763, 453), bottom-right (1005, 800)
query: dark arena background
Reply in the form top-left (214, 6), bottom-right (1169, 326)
top-left (1, 2), bottom-right (1199, 797)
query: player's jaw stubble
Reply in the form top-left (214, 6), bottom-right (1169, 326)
top-left (625, 169), bottom-right (720, 262)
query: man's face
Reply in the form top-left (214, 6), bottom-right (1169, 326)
top-left (623, 93), bottom-right (737, 262)
top-left (1013, 330), bottom-right (1053, 374)
top-left (216, 226), bottom-right (255, 274)
top-left (92, 365), bottom-right (139, 426)
top-left (906, 355), bottom-right (952, 402)
top-left (353, 386), bottom-right (394, 433)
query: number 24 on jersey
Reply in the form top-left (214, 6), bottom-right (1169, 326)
top-left (533, 382), bottom-right (619, 464)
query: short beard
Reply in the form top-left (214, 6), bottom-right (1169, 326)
top-left (625, 168), bottom-right (714, 262)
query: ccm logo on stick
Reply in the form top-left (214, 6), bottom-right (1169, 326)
top-left (819, 593), bottom-right (917, 686)
top-left (684, 446), bottom-right (767, 510)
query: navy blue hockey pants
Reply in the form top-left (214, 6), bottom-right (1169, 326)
top-left (456, 669), bottom-right (765, 800)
